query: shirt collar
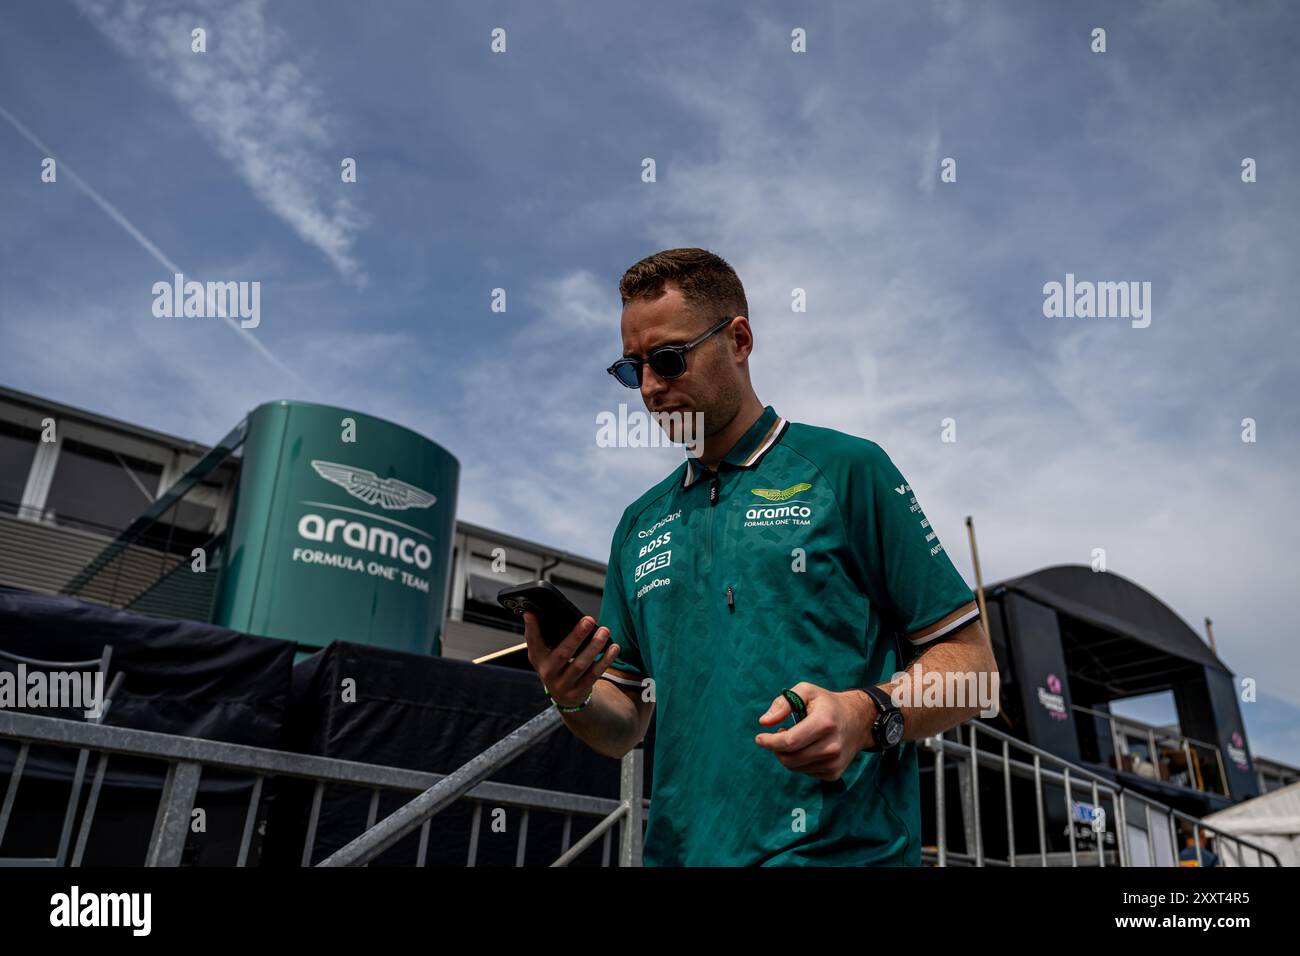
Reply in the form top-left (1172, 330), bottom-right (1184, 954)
top-left (682, 405), bottom-right (788, 488)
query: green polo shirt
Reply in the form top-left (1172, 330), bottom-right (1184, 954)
top-left (596, 405), bottom-right (977, 866)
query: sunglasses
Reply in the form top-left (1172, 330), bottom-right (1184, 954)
top-left (606, 316), bottom-right (734, 389)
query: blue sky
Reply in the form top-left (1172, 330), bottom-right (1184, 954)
top-left (1, 0), bottom-right (1297, 766)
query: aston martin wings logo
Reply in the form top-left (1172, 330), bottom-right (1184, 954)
top-left (311, 460), bottom-right (437, 511)
top-left (750, 482), bottom-right (812, 502)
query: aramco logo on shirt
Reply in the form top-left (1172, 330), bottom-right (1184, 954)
top-left (750, 482), bottom-right (811, 501)
top-left (745, 482), bottom-right (814, 527)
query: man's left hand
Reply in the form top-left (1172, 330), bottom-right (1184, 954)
top-left (754, 682), bottom-right (876, 781)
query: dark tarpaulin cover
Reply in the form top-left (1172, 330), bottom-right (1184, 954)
top-left (0, 587), bottom-right (296, 864)
top-left (0, 586), bottom-right (296, 745)
top-left (990, 565), bottom-right (1229, 674)
top-left (262, 641), bottom-right (655, 867)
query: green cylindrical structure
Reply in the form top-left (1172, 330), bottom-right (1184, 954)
top-left (212, 401), bottom-right (459, 655)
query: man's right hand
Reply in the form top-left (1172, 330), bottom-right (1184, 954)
top-left (523, 611), bottom-right (621, 708)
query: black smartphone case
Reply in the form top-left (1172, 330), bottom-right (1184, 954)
top-left (496, 580), bottom-right (594, 652)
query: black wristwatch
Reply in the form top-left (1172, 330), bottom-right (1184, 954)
top-left (860, 685), bottom-right (905, 753)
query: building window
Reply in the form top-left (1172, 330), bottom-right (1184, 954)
top-left (551, 575), bottom-right (603, 620)
top-left (140, 485), bottom-right (222, 555)
top-left (43, 438), bottom-right (162, 534)
top-left (463, 572), bottom-right (525, 632)
top-left (0, 420), bottom-right (39, 515)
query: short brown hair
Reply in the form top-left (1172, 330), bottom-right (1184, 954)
top-left (619, 248), bottom-right (749, 327)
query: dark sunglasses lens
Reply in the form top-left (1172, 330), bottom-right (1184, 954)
top-left (648, 350), bottom-right (687, 379)
top-left (611, 361), bottom-right (641, 388)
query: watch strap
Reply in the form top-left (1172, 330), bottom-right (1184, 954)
top-left (861, 684), bottom-right (902, 752)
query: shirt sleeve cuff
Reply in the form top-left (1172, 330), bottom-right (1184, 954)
top-left (907, 602), bottom-right (980, 647)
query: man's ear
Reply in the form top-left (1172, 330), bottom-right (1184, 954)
top-left (731, 317), bottom-right (754, 359)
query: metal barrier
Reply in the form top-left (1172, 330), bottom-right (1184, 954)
top-left (314, 707), bottom-right (645, 868)
top-left (0, 644), bottom-right (124, 866)
top-left (0, 708), bottom-right (646, 867)
top-left (918, 719), bottom-right (1282, 867)
top-left (1071, 702), bottom-right (1229, 797)
top-left (0, 704), bottom-right (1280, 867)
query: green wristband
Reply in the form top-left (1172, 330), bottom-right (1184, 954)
top-left (546, 686), bottom-right (593, 713)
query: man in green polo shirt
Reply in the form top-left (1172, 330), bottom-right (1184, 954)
top-left (522, 248), bottom-right (998, 866)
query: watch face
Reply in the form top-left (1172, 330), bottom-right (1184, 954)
top-left (884, 713), bottom-right (905, 746)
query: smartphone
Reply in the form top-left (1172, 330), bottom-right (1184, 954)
top-left (497, 580), bottom-right (600, 655)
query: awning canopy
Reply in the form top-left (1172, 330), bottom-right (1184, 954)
top-left (990, 564), bottom-right (1229, 675)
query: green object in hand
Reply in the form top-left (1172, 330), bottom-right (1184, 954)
top-left (781, 688), bottom-right (807, 723)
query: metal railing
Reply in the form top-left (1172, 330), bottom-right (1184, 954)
top-left (317, 707), bottom-right (645, 867)
top-left (1071, 703), bottom-right (1229, 797)
top-left (0, 706), bottom-right (645, 867)
top-left (0, 644), bottom-right (123, 866)
top-left (1, 701), bottom-right (1280, 867)
top-left (917, 719), bottom-right (1281, 867)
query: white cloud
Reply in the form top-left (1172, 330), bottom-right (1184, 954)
top-left (917, 122), bottom-right (941, 196)
top-left (0, 103), bottom-right (297, 378)
top-left (74, 0), bottom-right (367, 284)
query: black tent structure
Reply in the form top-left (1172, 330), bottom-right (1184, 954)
top-left (977, 564), bottom-right (1258, 818)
